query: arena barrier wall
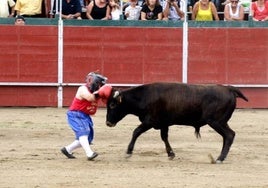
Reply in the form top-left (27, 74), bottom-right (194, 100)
top-left (0, 19), bottom-right (267, 108)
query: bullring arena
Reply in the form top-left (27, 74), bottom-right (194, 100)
top-left (1, 6), bottom-right (268, 187)
top-left (0, 107), bottom-right (267, 187)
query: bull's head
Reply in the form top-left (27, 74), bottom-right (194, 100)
top-left (106, 89), bottom-right (126, 127)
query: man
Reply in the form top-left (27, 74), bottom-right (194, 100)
top-left (53, 0), bottom-right (82, 19)
top-left (14, 15), bottom-right (25, 25)
top-left (61, 72), bottom-right (112, 160)
top-left (15, 0), bottom-right (46, 17)
top-left (0, 0), bottom-right (15, 17)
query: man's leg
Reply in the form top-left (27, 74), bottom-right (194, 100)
top-left (79, 135), bottom-right (98, 160)
top-left (61, 139), bottom-right (80, 159)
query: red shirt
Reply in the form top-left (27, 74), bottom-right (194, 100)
top-left (252, 1), bottom-right (268, 21)
top-left (69, 97), bottom-right (98, 115)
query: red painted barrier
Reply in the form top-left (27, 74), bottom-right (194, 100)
top-left (0, 26), bottom-right (58, 82)
top-left (0, 25), bottom-right (267, 108)
top-left (237, 88), bottom-right (268, 108)
top-left (188, 28), bottom-right (268, 84)
top-left (0, 86), bottom-right (57, 106)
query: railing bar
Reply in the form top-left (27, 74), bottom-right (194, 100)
top-left (0, 82), bottom-right (267, 88)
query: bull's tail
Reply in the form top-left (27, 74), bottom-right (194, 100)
top-left (227, 86), bottom-right (249, 102)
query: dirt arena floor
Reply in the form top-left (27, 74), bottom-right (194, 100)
top-left (0, 108), bottom-right (267, 188)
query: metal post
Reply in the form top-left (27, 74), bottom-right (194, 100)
top-left (120, 0), bottom-right (124, 20)
top-left (182, 0), bottom-right (188, 83)
top-left (57, 0), bottom-right (63, 107)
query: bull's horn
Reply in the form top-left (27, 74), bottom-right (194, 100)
top-left (113, 91), bottom-right (120, 98)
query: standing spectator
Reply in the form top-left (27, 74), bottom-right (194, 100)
top-left (163, 0), bottom-right (185, 20)
top-left (14, 15), bottom-right (25, 25)
top-left (86, 0), bottom-right (110, 20)
top-left (211, 0), bottom-right (221, 11)
top-left (0, 0), bottom-right (15, 17)
top-left (125, 0), bottom-right (142, 20)
top-left (15, 0), bottom-right (46, 17)
top-left (61, 0), bottom-right (82, 19)
top-left (224, 0), bottom-right (244, 21)
top-left (141, 0), bottom-right (163, 20)
top-left (192, 0), bottom-right (219, 20)
top-left (188, 0), bottom-right (199, 12)
top-left (251, 0), bottom-right (268, 21)
top-left (109, 0), bottom-right (121, 20)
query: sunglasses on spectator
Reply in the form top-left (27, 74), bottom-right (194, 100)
top-left (231, 1), bottom-right (238, 3)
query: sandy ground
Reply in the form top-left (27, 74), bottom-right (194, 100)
top-left (0, 108), bottom-right (267, 188)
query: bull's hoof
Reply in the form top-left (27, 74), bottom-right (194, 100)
top-left (216, 160), bottom-right (223, 164)
top-left (168, 152), bottom-right (175, 160)
top-left (125, 153), bottom-right (132, 158)
top-left (125, 151), bottom-right (133, 159)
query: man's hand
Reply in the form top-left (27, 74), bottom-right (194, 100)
top-left (66, 14), bottom-right (74, 19)
top-left (169, 0), bottom-right (178, 7)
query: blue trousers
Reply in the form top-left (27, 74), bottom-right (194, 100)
top-left (67, 110), bottom-right (94, 143)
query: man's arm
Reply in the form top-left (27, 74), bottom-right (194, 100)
top-left (86, 2), bottom-right (94, 19)
top-left (163, 1), bottom-right (170, 19)
top-left (101, 5), bottom-right (110, 20)
top-left (74, 0), bottom-right (82, 18)
top-left (14, 0), bottom-right (21, 15)
top-left (77, 86), bottom-right (96, 101)
top-left (8, 0), bottom-right (16, 17)
top-left (173, 2), bottom-right (184, 19)
top-left (73, 12), bottom-right (81, 18)
top-left (232, 6), bottom-right (244, 21)
top-left (191, 2), bottom-right (198, 20)
top-left (141, 11), bottom-right (147, 20)
top-left (224, 4), bottom-right (232, 21)
top-left (211, 3), bottom-right (219, 20)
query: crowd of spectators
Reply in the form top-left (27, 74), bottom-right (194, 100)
top-left (1, 0), bottom-right (268, 23)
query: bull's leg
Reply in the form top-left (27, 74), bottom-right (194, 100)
top-left (160, 127), bottom-right (175, 160)
top-left (126, 123), bottom-right (152, 158)
top-left (209, 123), bottom-right (235, 163)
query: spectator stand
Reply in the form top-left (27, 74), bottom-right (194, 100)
top-left (0, 1), bottom-right (267, 108)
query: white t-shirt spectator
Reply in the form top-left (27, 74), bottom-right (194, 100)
top-left (111, 8), bottom-right (121, 20)
top-left (0, 0), bottom-right (15, 17)
top-left (125, 5), bottom-right (142, 20)
top-left (162, 0), bottom-right (184, 20)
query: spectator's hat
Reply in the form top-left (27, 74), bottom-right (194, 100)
top-left (15, 15), bottom-right (25, 22)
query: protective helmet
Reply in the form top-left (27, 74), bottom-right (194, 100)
top-left (86, 72), bottom-right (108, 93)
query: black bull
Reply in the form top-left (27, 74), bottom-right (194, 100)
top-left (105, 83), bottom-right (248, 163)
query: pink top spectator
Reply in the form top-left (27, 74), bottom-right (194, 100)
top-left (252, 0), bottom-right (268, 21)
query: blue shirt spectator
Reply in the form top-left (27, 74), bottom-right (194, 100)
top-left (54, 0), bottom-right (82, 19)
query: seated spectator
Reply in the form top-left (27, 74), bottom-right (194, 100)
top-left (86, 0), bottom-right (110, 20)
top-left (14, 15), bottom-right (25, 25)
top-left (191, 0), bottom-right (219, 20)
top-left (141, 0), bottom-right (163, 20)
top-left (109, 0), bottom-right (121, 20)
top-left (251, 0), bottom-right (268, 21)
top-left (0, 0), bottom-right (15, 17)
top-left (163, 0), bottom-right (185, 20)
top-left (15, 0), bottom-right (45, 17)
top-left (125, 0), bottom-right (142, 20)
top-left (224, 0), bottom-right (244, 21)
